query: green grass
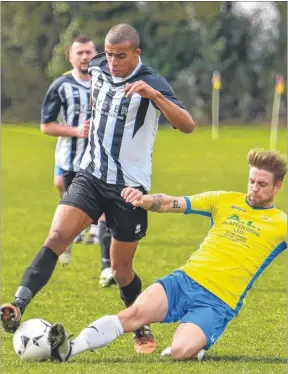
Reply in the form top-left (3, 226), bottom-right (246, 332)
top-left (1, 124), bottom-right (287, 374)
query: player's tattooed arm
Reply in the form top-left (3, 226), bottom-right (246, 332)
top-left (121, 188), bottom-right (187, 213)
top-left (149, 194), bottom-right (164, 212)
top-left (172, 199), bottom-right (181, 209)
top-left (148, 195), bottom-right (187, 213)
top-left (169, 198), bottom-right (186, 212)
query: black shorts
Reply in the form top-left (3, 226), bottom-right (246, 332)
top-left (60, 169), bottom-right (148, 242)
top-left (63, 170), bottom-right (77, 191)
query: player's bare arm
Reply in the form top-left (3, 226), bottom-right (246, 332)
top-left (121, 187), bottom-right (187, 213)
top-left (123, 80), bottom-right (195, 134)
top-left (40, 120), bottom-right (90, 138)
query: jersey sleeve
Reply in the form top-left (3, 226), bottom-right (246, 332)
top-left (183, 191), bottom-right (224, 217)
top-left (148, 75), bottom-right (185, 110)
top-left (41, 79), bottom-right (64, 123)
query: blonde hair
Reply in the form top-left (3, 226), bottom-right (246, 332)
top-left (248, 149), bottom-right (287, 182)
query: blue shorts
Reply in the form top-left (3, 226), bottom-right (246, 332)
top-left (54, 165), bottom-right (64, 177)
top-left (155, 270), bottom-right (236, 349)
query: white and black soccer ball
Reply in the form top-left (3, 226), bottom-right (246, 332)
top-left (13, 318), bottom-right (52, 361)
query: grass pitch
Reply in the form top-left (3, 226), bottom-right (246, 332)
top-left (1, 124), bottom-right (287, 373)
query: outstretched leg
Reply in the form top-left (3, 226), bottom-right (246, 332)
top-left (58, 283), bottom-right (168, 359)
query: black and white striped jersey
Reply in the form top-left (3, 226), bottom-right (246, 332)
top-left (41, 71), bottom-right (91, 172)
top-left (81, 53), bottom-right (185, 192)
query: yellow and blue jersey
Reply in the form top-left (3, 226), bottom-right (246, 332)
top-left (180, 191), bottom-right (287, 313)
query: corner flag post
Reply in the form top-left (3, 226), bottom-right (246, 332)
top-left (270, 75), bottom-right (284, 149)
top-left (212, 71), bottom-right (221, 140)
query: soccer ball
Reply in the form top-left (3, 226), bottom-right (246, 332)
top-left (13, 319), bottom-right (52, 361)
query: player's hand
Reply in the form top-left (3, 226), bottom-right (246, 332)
top-left (121, 187), bottom-right (153, 210)
top-left (123, 81), bottom-right (159, 100)
top-left (121, 187), bottom-right (143, 203)
top-left (78, 120), bottom-right (90, 138)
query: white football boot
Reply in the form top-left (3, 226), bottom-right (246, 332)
top-left (99, 267), bottom-right (116, 288)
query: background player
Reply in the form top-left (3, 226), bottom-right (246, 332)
top-left (40, 37), bottom-right (113, 285)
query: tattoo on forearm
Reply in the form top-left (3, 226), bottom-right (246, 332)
top-left (150, 194), bottom-right (164, 212)
top-left (172, 200), bottom-right (180, 209)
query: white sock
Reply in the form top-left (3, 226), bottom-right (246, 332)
top-left (161, 347), bottom-right (205, 361)
top-left (89, 224), bottom-right (98, 236)
top-left (161, 346), bottom-right (171, 356)
top-left (70, 315), bottom-right (124, 357)
top-left (196, 349), bottom-right (205, 361)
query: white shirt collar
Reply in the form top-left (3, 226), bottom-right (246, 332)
top-left (72, 70), bottom-right (90, 88)
top-left (111, 58), bottom-right (142, 83)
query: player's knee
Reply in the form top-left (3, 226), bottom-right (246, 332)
top-left (171, 344), bottom-right (185, 360)
top-left (171, 344), bottom-right (198, 361)
top-left (46, 229), bottom-right (69, 251)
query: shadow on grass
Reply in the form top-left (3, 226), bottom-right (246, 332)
top-left (205, 355), bottom-right (286, 364)
top-left (65, 354), bottom-right (286, 365)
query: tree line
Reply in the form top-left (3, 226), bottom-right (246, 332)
top-left (1, 1), bottom-right (287, 124)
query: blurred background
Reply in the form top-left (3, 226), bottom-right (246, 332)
top-left (1, 1), bottom-right (287, 125)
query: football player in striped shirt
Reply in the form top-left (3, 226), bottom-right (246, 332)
top-left (1, 24), bottom-right (195, 354)
top-left (40, 37), bottom-right (113, 286)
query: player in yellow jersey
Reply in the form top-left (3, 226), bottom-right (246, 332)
top-left (47, 149), bottom-right (287, 362)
